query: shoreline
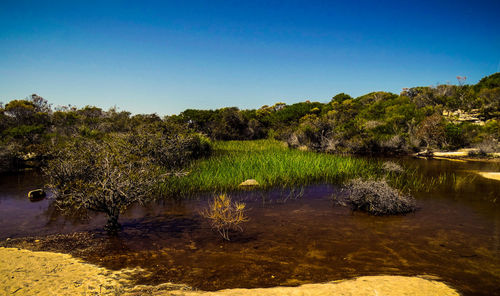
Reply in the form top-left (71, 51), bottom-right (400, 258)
top-left (0, 247), bottom-right (459, 296)
top-left (414, 148), bottom-right (500, 163)
top-left (413, 151), bottom-right (500, 181)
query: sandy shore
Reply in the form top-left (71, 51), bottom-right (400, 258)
top-left (416, 148), bottom-right (500, 162)
top-left (0, 247), bottom-right (460, 296)
top-left (0, 247), bottom-right (135, 295)
top-left (476, 171), bottom-right (500, 181)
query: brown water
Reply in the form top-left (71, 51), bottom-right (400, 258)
top-left (0, 158), bottom-right (499, 295)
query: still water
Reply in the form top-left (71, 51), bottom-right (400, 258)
top-left (0, 158), bottom-right (499, 295)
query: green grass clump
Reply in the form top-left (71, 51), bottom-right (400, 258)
top-left (161, 139), bottom-right (386, 196)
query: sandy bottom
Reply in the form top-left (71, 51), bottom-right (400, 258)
top-left (0, 247), bottom-right (461, 296)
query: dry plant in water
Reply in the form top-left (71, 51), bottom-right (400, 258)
top-left (201, 194), bottom-right (249, 241)
top-left (346, 178), bottom-right (416, 215)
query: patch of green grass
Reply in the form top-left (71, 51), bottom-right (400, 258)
top-left (161, 139), bottom-right (389, 196)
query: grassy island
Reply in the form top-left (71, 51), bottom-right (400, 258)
top-left (164, 139), bottom-right (400, 195)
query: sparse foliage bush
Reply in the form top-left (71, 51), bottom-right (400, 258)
top-left (416, 113), bottom-right (446, 149)
top-left (201, 194), bottom-right (249, 241)
top-left (345, 179), bottom-right (416, 215)
top-left (472, 138), bottom-right (500, 155)
top-left (44, 135), bottom-right (165, 232)
top-left (382, 161), bottom-right (404, 174)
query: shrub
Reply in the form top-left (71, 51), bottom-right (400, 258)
top-left (382, 161), bottom-right (404, 174)
top-left (471, 138), bottom-right (500, 156)
top-left (379, 135), bottom-right (409, 154)
top-left (415, 113), bottom-right (446, 149)
top-left (44, 135), bottom-right (164, 233)
top-left (125, 129), bottom-right (212, 170)
top-left (201, 194), bottom-right (249, 241)
top-left (345, 179), bottom-right (416, 215)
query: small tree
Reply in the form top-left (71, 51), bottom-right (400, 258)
top-left (415, 113), bottom-right (446, 149)
top-left (44, 135), bottom-right (163, 232)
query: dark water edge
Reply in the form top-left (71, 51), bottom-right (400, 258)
top-left (0, 159), bottom-right (499, 295)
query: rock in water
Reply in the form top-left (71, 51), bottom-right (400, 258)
top-left (28, 189), bottom-right (46, 201)
top-left (239, 179), bottom-right (259, 186)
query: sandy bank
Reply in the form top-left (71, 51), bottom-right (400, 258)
top-left (0, 247), bottom-right (133, 295)
top-left (0, 247), bottom-right (460, 296)
top-left (416, 148), bottom-right (500, 162)
top-left (476, 171), bottom-right (500, 181)
top-left (432, 150), bottom-right (473, 157)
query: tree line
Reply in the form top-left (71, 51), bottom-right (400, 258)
top-left (171, 72), bottom-right (500, 154)
top-left (1, 73), bottom-right (499, 172)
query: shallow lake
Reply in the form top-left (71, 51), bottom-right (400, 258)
top-left (0, 158), bottom-right (499, 295)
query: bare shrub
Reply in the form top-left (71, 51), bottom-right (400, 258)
top-left (380, 135), bottom-right (409, 154)
top-left (321, 136), bottom-right (341, 153)
top-left (415, 113), bottom-right (446, 149)
top-left (364, 120), bottom-right (383, 130)
top-left (382, 161), bottom-right (404, 174)
top-left (44, 135), bottom-right (164, 233)
top-left (345, 179), bottom-right (416, 215)
top-left (474, 138), bottom-right (499, 155)
top-left (287, 133), bottom-right (300, 148)
top-left (201, 194), bottom-right (249, 241)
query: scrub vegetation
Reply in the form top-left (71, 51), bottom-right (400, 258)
top-left (1, 73), bottom-right (498, 230)
top-left (345, 179), bottom-right (417, 215)
top-left (169, 73), bottom-right (500, 155)
top-left (1, 73), bottom-right (499, 173)
top-left (45, 135), bottom-right (164, 232)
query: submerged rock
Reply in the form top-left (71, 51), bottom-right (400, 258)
top-left (239, 179), bottom-right (259, 186)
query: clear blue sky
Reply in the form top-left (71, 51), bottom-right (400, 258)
top-left (1, 0), bottom-right (499, 115)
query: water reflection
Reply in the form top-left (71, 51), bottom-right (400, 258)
top-left (0, 158), bottom-right (499, 295)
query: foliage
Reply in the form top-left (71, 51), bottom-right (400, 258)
top-left (477, 87), bottom-right (500, 119)
top-left (126, 125), bottom-right (212, 170)
top-left (474, 72), bottom-right (500, 91)
top-left (345, 178), bottom-right (416, 215)
top-left (200, 194), bottom-right (249, 241)
top-left (1, 72), bottom-right (500, 174)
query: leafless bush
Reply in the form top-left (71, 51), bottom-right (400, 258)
top-left (321, 136), bottom-right (341, 153)
top-left (380, 135), bottom-right (409, 154)
top-left (473, 138), bottom-right (499, 155)
top-left (382, 161), bottom-right (404, 174)
top-left (44, 135), bottom-right (164, 233)
top-left (364, 120), bottom-right (383, 130)
top-left (345, 179), bottom-right (416, 215)
top-left (200, 194), bottom-right (249, 241)
top-left (287, 133), bottom-right (300, 148)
